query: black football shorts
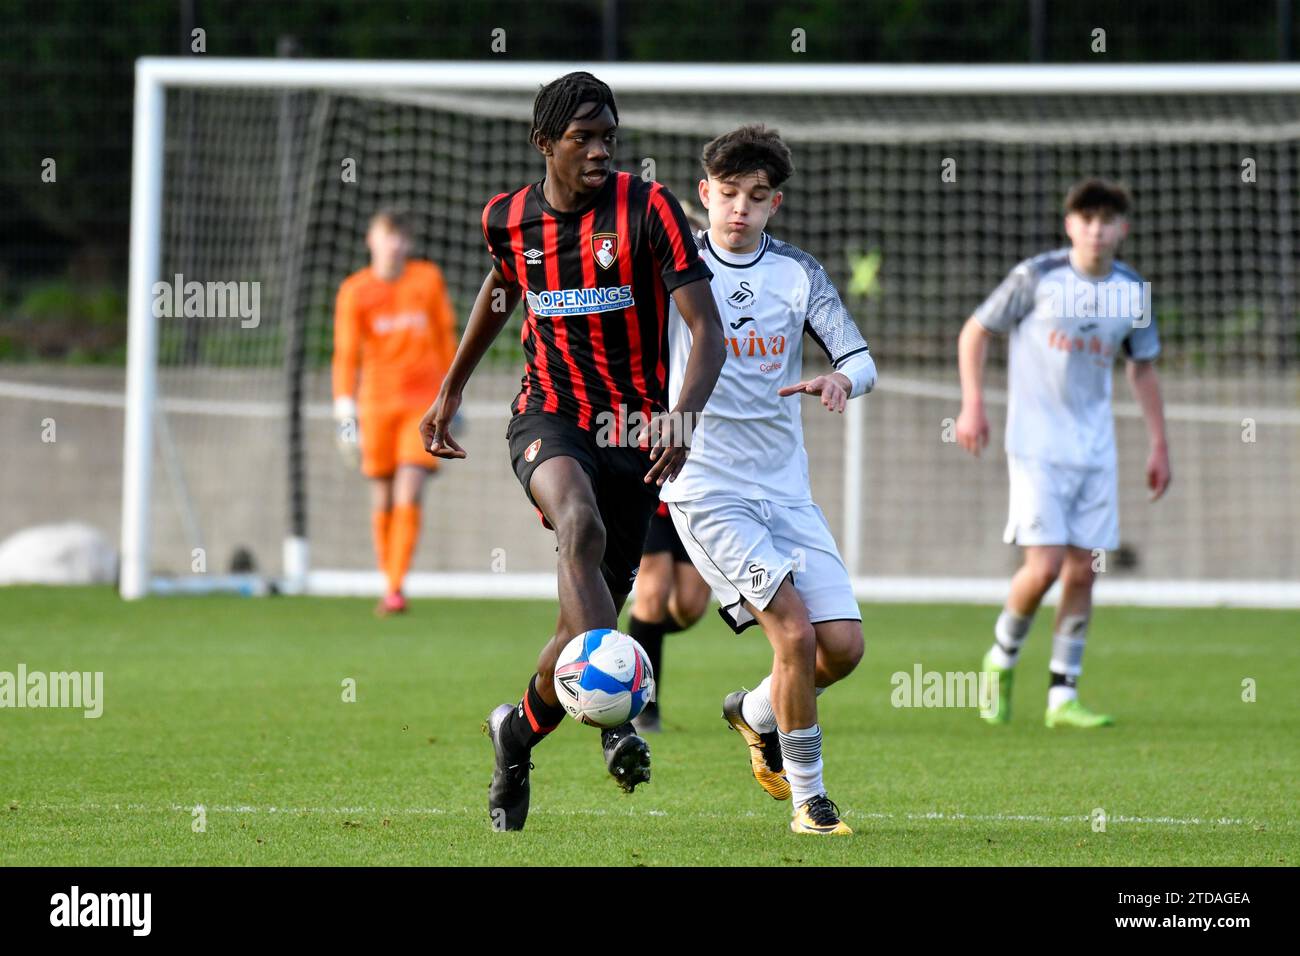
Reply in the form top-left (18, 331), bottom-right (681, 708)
top-left (642, 504), bottom-right (691, 563)
top-left (506, 411), bottom-right (660, 598)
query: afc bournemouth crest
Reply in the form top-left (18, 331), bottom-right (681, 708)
top-left (592, 233), bottom-right (620, 270)
top-left (524, 438), bottom-right (542, 463)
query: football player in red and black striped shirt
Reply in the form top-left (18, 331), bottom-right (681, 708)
top-left (419, 72), bottom-right (725, 831)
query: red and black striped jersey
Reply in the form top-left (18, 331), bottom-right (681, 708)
top-left (482, 171), bottom-right (712, 432)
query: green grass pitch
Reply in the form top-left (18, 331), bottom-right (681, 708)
top-left (1, 586), bottom-right (1295, 866)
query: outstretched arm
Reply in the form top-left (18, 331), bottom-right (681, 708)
top-left (645, 277), bottom-right (725, 486)
top-left (955, 315), bottom-right (992, 456)
top-left (1127, 358), bottom-right (1171, 500)
top-left (778, 370), bottom-right (853, 412)
top-left (420, 268), bottom-right (521, 459)
top-left (782, 250), bottom-right (875, 414)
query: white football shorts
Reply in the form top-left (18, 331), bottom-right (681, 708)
top-left (1003, 454), bottom-right (1119, 550)
top-left (667, 496), bottom-right (861, 634)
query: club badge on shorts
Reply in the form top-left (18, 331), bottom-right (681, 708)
top-left (524, 438), bottom-right (542, 463)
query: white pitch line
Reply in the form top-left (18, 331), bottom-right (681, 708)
top-left (28, 803), bottom-right (1268, 828)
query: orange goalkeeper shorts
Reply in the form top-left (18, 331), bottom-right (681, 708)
top-left (360, 404), bottom-right (439, 478)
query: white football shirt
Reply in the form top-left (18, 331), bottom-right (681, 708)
top-left (661, 232), bottom-right (872, 504)
top-left (974, 248), bottom-right (1160, 470)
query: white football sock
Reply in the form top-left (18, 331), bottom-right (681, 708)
top-left (743, 678), bottom-right (824, 735)
top-left (989, 607), bottom-right (1034, 669)
top-left (1048, 615), bottom-right (1088, 709)
top-left (741, 677), bottom-right (777, 733)
top-left (778, 724), bottom-right (824, 809)
top-left (1047, 684), bottom-right (1078, 710)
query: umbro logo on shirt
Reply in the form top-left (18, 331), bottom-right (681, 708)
top-left (524, 248), bottom-right (544, 264)
top-left (727, 281), bottom-right (755, 308)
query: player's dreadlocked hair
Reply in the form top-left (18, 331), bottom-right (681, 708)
top-left (531, 72), bottom-right (619, 146)
top-left (701, 124), bottom-right (794, 189)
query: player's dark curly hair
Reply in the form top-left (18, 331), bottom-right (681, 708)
top-left (701, 124), bottom-right (794, 188)
top-left (1064, 177), bottom-right (1132, 216)
top-left (531, 72), bottom-right (619, 146)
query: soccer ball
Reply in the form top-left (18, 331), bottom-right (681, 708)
top-left (553, 628), bottom-right (655, 728)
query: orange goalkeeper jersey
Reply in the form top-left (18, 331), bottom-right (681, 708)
top-left (332, 260), bottom-right (458, 413)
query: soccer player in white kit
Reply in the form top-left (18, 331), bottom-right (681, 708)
top-left (662, 126), bottom-right (877, 835)
top-left (955, 178), bottom-right (1172, 728)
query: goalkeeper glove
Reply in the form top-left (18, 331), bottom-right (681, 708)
top-left (333, 396), bottom-right (361, 470)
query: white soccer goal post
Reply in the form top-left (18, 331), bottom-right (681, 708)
top-left (123, 59), bottom-right (1300, 607)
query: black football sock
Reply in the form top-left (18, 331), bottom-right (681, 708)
top-left (501, 674), bottom-right (566, 754)
top-left (627, 614), bottom-right (667, 700)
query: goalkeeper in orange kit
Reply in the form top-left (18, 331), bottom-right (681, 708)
top-left (332, 210), bottom-right (459, 615)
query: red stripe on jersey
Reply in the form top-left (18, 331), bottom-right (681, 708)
top-left (579, 209), bottom-right (624, 438)
top-left (487, 190), bottom-right (528, 413)
top-left (649, 244), bottom-right (666, 403)
top-left (515, 315), bottom-right (531, 414)
top-left (617, 174), bottom-right (652, 428)
top-left (649, 182), bottom-right (692, 272)
top-left (543, 213), bottom-right (588, 424)
top-left (481, 193), bottom-right (501, 244)
top-left (508, 189), bottom-right (544, 413)
top-left (486, 191), bottom-right (509, 261)
top-left (483, 192), bottom-right (514, 282)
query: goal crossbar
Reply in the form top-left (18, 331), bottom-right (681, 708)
top-left (123, 59), bottom-right (1300, 606)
